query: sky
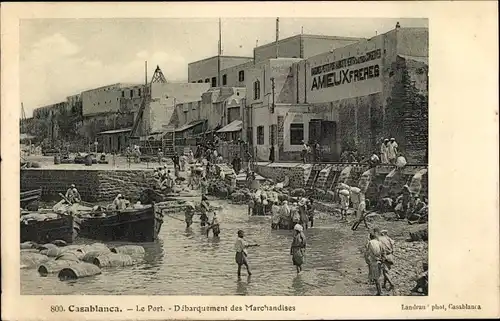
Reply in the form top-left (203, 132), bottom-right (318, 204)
top-left (20, 18), bottom-right (427, 116)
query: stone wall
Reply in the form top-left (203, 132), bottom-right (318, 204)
top-left (21, 168), bottom-right (155, 203)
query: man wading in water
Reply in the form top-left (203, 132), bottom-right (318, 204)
top-left (290, 224), bottom-right (307, 273)
top-left (364, 232), bottom-right (384, 295)
top-left (206, 212), bottom-right (220, 237)
top-left (234, 230), bottom-right (259, 278)
top-left (184, 202), bottom-right (195, 228)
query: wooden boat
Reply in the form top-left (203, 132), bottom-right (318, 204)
top-left (20, 188), bottom-right (42, 210)
top-left (75, 205), bottom-right (163, 242)
top-left (20, 212), bottom-right (76, 244)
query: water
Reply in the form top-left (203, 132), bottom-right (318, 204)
top-left (21, 200), bottom-right (369, 296)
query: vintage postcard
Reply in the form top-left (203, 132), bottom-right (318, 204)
top-left (2, 1), bottom-right (499, 320)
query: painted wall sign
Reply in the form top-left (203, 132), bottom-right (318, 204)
top-left (306, 48), bottom-right (383, 103)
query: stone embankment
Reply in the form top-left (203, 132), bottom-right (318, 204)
top-left (21, 169), bottom-right (156, 202)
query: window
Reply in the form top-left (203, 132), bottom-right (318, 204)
top-left (222, 74), bottom-right (227, 86)
top-left (205, 78), bottom-right (210, 83)
top-left (253, 80), bottom-right (261, 100)
top-left (257, 126), bottom-right (264, 145)
top-left (130, 90), bottom-right (134, 98)
top-left (238, 70), bottom-right (245, 82)
top-left (198, 80), bottom-right (203, 83)
top-left (211, 77), bottom-right (217, 87)
top-left (290, 123), bottom-right (304, 145)
top-left (121, 91), bottom-right (125, 98)
top-left (138, 88), bottom-right (142, 96)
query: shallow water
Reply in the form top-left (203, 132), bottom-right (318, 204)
top-left (21, 200), bottom-right (368, 296)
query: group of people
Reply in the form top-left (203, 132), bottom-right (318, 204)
top-left (270, 198), bottom-right (315, 230)
top-left (364, 227), bottom-right (396, 295)
top-left (301, 140), bottom-right (321, 163)
top-left (234, 222), bottom-right (307, 278)
top-left (153, 166), bottom-right (176, 190)
top-left (379, 138), bottom-right (399, 164)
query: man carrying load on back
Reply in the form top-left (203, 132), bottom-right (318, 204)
top-left (65, 184), bottom-right (81, 203)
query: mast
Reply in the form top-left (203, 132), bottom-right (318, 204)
top-left (218, 18), bottom-right (222, 87)
top-left (275, 17), bottom-right (279, 58)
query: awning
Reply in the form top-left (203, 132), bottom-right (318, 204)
top-left (97, 128), bottom-right (132, 135)
top-left (174, 120), bottom-right (206, 133)
top-left (398, 54), bottom-right (428, 65)
top-left (216, 120), bottom-right (242, 133)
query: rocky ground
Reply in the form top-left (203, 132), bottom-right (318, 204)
top-left (313, 211), bottom-right (428, 296)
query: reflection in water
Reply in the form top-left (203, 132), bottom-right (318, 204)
top-left (236, 275), bottom-right (252, 296)
top-left (292, 275), bottom-right (306, 296)
top-left (21, 200), bottom-right (358, 295)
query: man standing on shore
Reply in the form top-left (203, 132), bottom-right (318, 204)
top-left (364, 232), bottom-right (384, 295)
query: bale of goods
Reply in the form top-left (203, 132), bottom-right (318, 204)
top-left (21, 252), bottom-right (50, 269)
top-left (291, 188), bottom-right (306, 197)
top-left (110, 245), bottom-right (145, 256)
top-left (58, 263), bottom-right (101, 280)
top-left (56, 250), bottom-right (84, 261)
top-left (38, 260), bottom-right (79, 277)
top-left (339, 189), bottom-right (350, 196)
top-left (337, 166), bottom-right (353, 184)
top-left (231, 192), bottom-right (246, 203)
top-left (409, 169), bottom-right (428, 196)
top-left (21, 241), bottom-right (39, 249)
top-left (92, 253), bottom-right (134, 268)
top-left (51, 239), bottom-right (68, 247)
top-left (81, 250), bottom-right (113, 263)
top-left (21, 249), bottom-right (40, 253)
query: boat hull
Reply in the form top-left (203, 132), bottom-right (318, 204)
top-left (20, 214), bottom-right (75, 244)
top-left (76, 206), bottom-right (163, 242)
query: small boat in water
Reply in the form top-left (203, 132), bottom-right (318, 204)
top-left (20, 211), bottom-right (77, 244)
top-left (75, 205), bottom-right (164, 242)
top-left (20, 188), bottom-right (42, 210)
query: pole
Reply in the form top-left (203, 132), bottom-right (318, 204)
top-left (275, 17), bottom-right (279, 58)
top-left (218, 18), bottom-right (222, 87)
top-left (145, 61), bottom-right (148, 85)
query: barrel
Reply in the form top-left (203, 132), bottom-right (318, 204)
top-left (81, 250), bottom-right (112, 263)
top-left (37, 243), bottom-right (58, 251)
top-left (84, 155), bottom-right (93, 166)
top-left (54, 155), bottom-right (61, 165)
top-left (38, 260), bottom-right (79, 276)
top-left (110, 245), bottom-right (145, 256)
top-left (58, 263), bottom-right (101, 280)
top-left (56, 250), bottom-right (83, 262)
top-left (21, 241), bottom-right (38, 249)
top-left (92, 253), bottom-right (134, 268)
top-left (21, 252), bottom-right (50, 269)
top-left (51, 239), bottom-right (68, 247)
top-left (82, 243), bottom-right (110, 254)
top-left (43, 247), bottom-right (64, 257)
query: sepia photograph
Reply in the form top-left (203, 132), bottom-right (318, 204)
top-left (18, 16), bottom-right (429, 296)
top-left (2, 2), bottom-right (498, 320)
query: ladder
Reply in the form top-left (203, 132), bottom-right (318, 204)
top-left (162, 126), bottom-right (175, 158)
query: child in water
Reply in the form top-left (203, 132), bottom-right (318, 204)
top-left (206, 212), bottom-right (220, 237)
top-left (234, 230), bottom-right (259, 278)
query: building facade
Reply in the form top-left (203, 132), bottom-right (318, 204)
top-left (245, 27), bottom-right (429, 163)
top-left (188, 56), bottom-right (253, 86)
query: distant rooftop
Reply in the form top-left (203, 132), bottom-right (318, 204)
top-left (188, 55), bottom-right (253, 66)
top-left (254, 33), bottom-right (365, 50)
